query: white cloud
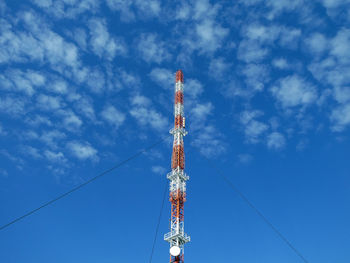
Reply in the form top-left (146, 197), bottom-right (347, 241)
top-left (321, 0), bottom-right (350, 8)
top-left (135, 0), bottom-right (161, 17)
top-left (67, 141), bottom-right (98, 160)
top-left (174, 0), bottom-right (228, 55)
top-left (74, 96), bottom-right (96, 121)
top-left (151, 165), bottom-right (166, 175)
top-left (0, 69), bottom-right (45, 96)
top-left (307, 29), bottom-right (350, 90)
top-left (195, 18), bottom-right (229, 53)
top-left (33, 0), bottom-right (100, 18)
top-left (244, 24), bottom-right (280, 43)
top-left (237, 40), bottom-right (269, 63)
top-left (85, 68), bottom-right (106, 93)
top-left (333, 86), bottom-right (350, 104)
top-left (267, 132), bottom-right (286, 150)
top-left (40, 130), bottom-right (66, 149)
top-left (0, 11), bottom-right (81, 74)
top-left (272, 58), bottom-right (291, 70)
top-left (0, 96), bottom-right (26, 116)
top-left (130, 94), bottom-right (168, 131)
top-left (88, 18), bottom-right (126, 60)
top-left (175, 2), bottom-right (191, 20)
top-left (32, 0), bottom-right (52, 8)
top-left (241, 0), bottom-right (304, 19)
top-left (330, 103), bottom-right (350, 131)
top-left (44, 150), bottom-right (67, 163)
top-left (240, 110), bottom-right (269, 143)
top-left (21, 145), bottom-right (42, 159)
top-left (192, 125), bottom-right (225, 158)
top-left (25, 115), bottom-right (52, 127)
top-left (185, 79), bottom-right (203, 99)
top-left (60, 110), bottom-right (83, 131)
top-left (37, 94), bottom-right (62, 111)
top-left (305, 33), bottom-right (329, 55)
top-left (209, 58), bottom-right (231, 80)
top-left (238, 23), bottom-right (301, 63)
top-left (137, 34), bottom-right (170, 64)
top-left (279, 28), bottom-right (301, 49)
top-left (101, 105), bottom-right (125, 128)
top-left (320, 0), bottom-right (350, 19)
top-left (106, 0), bottom-right (161, 21)
top-left (271, 75), bottom-right (318, 108)
top-left (241, 63), bottom-right (270, 92)
top-left (149, 68), bottom-right (173, 89)
top-left (190, 102), bottom-right (213, 131)
top-left (106, 0), bottom-right (135, 21)
top-left (330, 28), bottom-right (350, 64)
top-left (48, 80), bottom-right (68, 94)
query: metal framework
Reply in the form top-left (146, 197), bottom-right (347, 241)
top-left (164, 70), bottom-right (190, 263)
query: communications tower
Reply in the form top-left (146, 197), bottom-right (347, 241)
top-left (164, 70), bottom-right (190, 263)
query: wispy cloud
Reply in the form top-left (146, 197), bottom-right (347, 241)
top-left (101, 105), bottom-right (126, 129)
top-left (88, 18), bottom-right (127, 60)
top-left (129, 94), bottom-right (168, 132)
top-left (137, 33), bottom-right (171, 64)
top-left (32, 0), bottom-right (100, 18)
top-left (106, 0), bottom-right (161, 22)
top-left (240, 110), bottom-right (269, 143)
top-left (67, 141), bottom-right (98, 161)
top-left (271, 75), bottom-right (318, 108)
top-left (151, 165), bottom-right (166, 175)
top-left (267, 132), bottom-right (286, 150)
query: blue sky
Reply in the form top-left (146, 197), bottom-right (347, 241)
top-left (1, 0), bottom-right (350, 262)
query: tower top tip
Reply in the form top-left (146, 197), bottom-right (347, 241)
top-left (175, 70), bottom-right (184, 83)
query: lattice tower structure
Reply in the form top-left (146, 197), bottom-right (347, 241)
top-left (164, 70), bottom-right (190, 263)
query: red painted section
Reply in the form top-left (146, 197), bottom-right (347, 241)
top-left (174, 115), bottom-right (183, 129)
top-left (171, 145), bottom-right (184, 169)
top-left (175, 91), bottom-right (184, 104)
top-left (175, 70), bottom-right (184, 83)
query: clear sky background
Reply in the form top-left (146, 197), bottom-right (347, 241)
top-left (0, 0), bottom-right (350, 262)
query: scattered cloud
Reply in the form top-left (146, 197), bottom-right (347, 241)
top-left (137, 33), bottom-right (171, 64)
top-left (209, 57), bottom-right (231, 80)
top-left (32, 0), bottom-right (100, 18)
top-left (20, 145), bottom-right (42, 159)
top-left (129, 94), bottom-right (168, 131)
top-left (44, 150), bottom-right (67, 163)
top-left (40, 130), bottom-right (66, 149)
top-left (271, 75), bottom-right (318, 108)
top-left (192, 125), bottom-right (226, 158)
top-left (106, 0), bottom-right (161, 21)
top-left (240, 110), bottom-right (269, 143)
top-left (101, 105), bottom-right (126, 128)
top-left (59, 110), bottom-right (83, 132)
top-left (151, 165), bottom-right (166, 175)
top-left (0, 96), bottom-right (27, 116)
top-left (0, 69), bottom-right (45, 96)
top-left (330, 103), bottom-right (350, 132)
top-left (241, 63), bottom-right (270, 92)
top-left (305, 33), bottom-right (329, 56)
top-left (67, 141), bottom-right (98, 160)
top-left (267, 132), bottom-right (286, 150)
top-left (36, 94), bottom-right (62, 111)
top-left (88, 18), bottom-right (126, 60)
top-left (149, 68), bottom-right (173, 90)
top-left (185, 79), bottom-right (203, 99)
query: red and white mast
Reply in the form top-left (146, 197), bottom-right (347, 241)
top-left (164, 70), bottom-right (190, 263)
